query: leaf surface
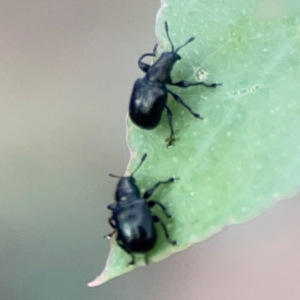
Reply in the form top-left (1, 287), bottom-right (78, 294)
top-left (89, 0), bottom-right (300, 286)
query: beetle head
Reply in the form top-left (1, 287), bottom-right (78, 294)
top-left (160, 51), bottom-right (181, 62)
top-left (114, 176), bottom-right (140, 202)
top-left (109, 153), bottom-right (147, 202)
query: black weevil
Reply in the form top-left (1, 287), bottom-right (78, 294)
top-left (105, 153), bottom-right (177, 265)
top-left (129, 22), bottom-right (221, 146)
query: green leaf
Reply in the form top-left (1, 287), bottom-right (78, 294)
top-left (88, 0), bottom-right (300, 286)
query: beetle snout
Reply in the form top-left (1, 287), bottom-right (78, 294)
top-left (115, 177), bottom-right (141, 202)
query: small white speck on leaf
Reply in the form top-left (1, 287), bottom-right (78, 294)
top-left (196, 68), bottom-right (208, 81)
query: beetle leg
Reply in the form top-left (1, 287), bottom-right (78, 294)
top-left (143, 177), bottom-right (178, 199)
top-left (144, 254), bottom-right (149, 265)
top-left (116, 238), bottom-right (136, 266)
top-left (170, 80), bottom-right (222, 89)
top-left (107, 203), bottom-right (116, 210)
top-left (103, 217), bottom-right (116, 238)
top-left (103, 229), bottom-right (115, 239)
top-left (167, 90), bottom-right (203, 120)
top-left (138, 44), bottom-right (158, 73)
top-left (108, 216), bottom-right (116, 228)
top-left (164, 105), bottom-right (175, 147)
top-left (153, 215), bottom-right (177, 245)
top-left (148, 200), bottom-right (172, 219)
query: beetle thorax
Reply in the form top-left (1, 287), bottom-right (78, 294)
top-left (146, 52), bottom-right (180, 83)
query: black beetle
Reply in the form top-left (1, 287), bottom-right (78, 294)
top-left (105, 153), bottom-right (177, 265)
top-left (129, 21), bottom-right (221, 146)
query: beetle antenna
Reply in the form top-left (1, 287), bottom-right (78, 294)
top-left (164, 22), bottom-right (175, 53)
top-left (108, 173), bottom-right (124, 179)
top-left (131, 153), bottom-right (147, 176)
top-left (108, 154), bottom-right (147, 179)
top-left (175, 37), bottom-right (195, 53)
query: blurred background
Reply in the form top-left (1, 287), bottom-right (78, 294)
top-left (0, 1), bottom-right (300, 299)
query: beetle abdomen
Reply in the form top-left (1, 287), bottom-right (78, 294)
top-left (127, 228), bottom-right (156, 253)
top-left (129, 78), bottom-right (167, 129)
top-left (116, 200), bottom-right (157, 253)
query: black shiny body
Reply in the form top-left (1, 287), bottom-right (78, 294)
top-left (129, 22), bottom-right (221, 146)
top-left (129, 78), bottom-right (167, 129)
top-left (106, 154), bottom-right (177, 265)
top-left (108, 178), bottom-right (157, 253)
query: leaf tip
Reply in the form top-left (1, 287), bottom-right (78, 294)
top-left (87, 273), bottom-right (105, 288)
